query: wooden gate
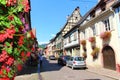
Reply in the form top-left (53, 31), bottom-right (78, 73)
top-left (102, 46), bottom-right (116, 70)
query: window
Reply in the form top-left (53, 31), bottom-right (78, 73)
top-left (80, 31), bottom-right (85, 40)
top-left (103, 19), bottom-right (110, 31)
top-left (92, 25), bottom-right (96, 36)
top-left (69, 36), bottom-right (71, 43)
top-left (74, 32), bottom-right (77, 41)
top-left (70, 34), bottom-right (74, 41)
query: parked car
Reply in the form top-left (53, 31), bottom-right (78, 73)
top-left (49, 55), bottom-right (56, 60)
top-left (66, 56), bottom-right (86, 69)
top-left (57, 55), bottom-right (71, 65)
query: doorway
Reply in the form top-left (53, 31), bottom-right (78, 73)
top-left (102, 46), bottom-right (116, 70)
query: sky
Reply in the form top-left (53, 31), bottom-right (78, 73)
top-left (30, 0), bottom-right (98, 44)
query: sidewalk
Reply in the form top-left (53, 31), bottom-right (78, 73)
top-left (86, 66), bottom-right (120, 80)
top-left (14, 64), bottom-right (42, 80)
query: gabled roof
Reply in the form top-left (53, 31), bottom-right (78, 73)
top-left (63, 0), bottom-right (107, 36)
top-left (74, 0), bottom-right (110, 28)
top-left (63, 5), bottom-right (96, 37)
top-left (112, 0), bottom-right (120, 8)
top-left (60, 6), bottom-right (82, 32)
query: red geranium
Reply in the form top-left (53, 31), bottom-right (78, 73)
top-left (100, 31), bottom-right (111, 40)
top-left (17, 64), bottom-right (23, 71)
top-left (5, 57), bottom-right (14, 66)
top-left (18, 36), bottom-right (24, 46)
top-left (22, 0), bottom-right (30, 12)
top-left (0, 0), bottom-right (33, 79)
top-left (89, 37), bottom-right (96, 43)
top-left (6, 0), bottom-right (17, 6)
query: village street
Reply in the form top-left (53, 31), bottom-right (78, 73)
top-left (40, 57), bottom-right (116, 80)
top-left (15, 56), bottom-right (117, 80)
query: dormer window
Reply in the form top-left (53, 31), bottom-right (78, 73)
top-left (101, 2), bottom-right (106, 11)
top-left (90, 10), bottom-right (95, 18)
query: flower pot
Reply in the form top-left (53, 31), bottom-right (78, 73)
top-left (100, 31), bottom-right (111, 40)
top-left (89, 37), bottom-right (96, 43)
top-left (80, 40), bottom-right (86, 46)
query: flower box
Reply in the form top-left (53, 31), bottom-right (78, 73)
top-left (88, 37), bottom-right (96, 43)
top-left (80, 40), bottom-right (86, 46)
top-left (82, 52), bottom-right (87, 58)
top-left (100, 31), bottom-right (111, 40)
top-left (91, 47), bottom-right (99, 57)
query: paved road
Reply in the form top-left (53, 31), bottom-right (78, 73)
top-left (15, 57), bottom-right (117, 80)
top-left (40, 57), bottom-right (115, 80)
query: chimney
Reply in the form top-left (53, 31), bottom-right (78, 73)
top-left (75, 6), bottom-right (79, 10)
top-left (66, 15), bottom-right (70, 20)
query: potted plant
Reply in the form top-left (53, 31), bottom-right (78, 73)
top-left (91, 47), bottom-right (99, 58)
top-left (80, 40), bottom-right (86, 46)
top-left (89, 37), bottom-right (96, 43)
top-left (100, 31), bottom-right (111, 40)
top-left (82, 52), bottom-right (87, 58)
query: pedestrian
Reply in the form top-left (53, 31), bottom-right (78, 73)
top-left (38, 54), bottom-right (43, 66)
top-left (37, 49), bottom-right (43, 73)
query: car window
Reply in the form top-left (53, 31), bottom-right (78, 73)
top-left (70, 57), bottom-right (73, 61)
top-left (74, 57), bottom-right (84, 61)
top-left (65, 56), bottom-right (70, 60)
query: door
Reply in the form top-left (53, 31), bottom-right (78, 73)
top-left (102, 46), bottom-right (116, 70)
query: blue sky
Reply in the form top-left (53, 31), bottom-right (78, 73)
top-left (30, 0), bottom-right (98, 44)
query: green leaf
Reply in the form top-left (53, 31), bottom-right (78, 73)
top-left (6, 47), bottom-right (13, 54)
top-left (13, 48), bottom-right (20, 56)
top-left (15, 27), bottom-right (19, 32)
top-left (17, 4), bottom-right (24, 12)
top-left (3, 69), bottom-right (7, 75)
top-left (5, 42), bottom-right (11, 46)
top-left (8, 72), bottom-right (13, 78)
top-left (0, 0), bottom-right (6, 5)
top-left (4, 42), bottom-right (13, 54)
top-left (21, 45), bottom-right (28, 51)
top-left (14, 15), bottom-right (22, 25)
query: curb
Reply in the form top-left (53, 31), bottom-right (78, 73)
top-left (86, 69), bottom-right (119, 80)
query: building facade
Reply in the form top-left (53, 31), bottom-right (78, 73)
top-left (47, 0), bottom-right (120, 73)
top-left (78, 0), bottom-right (120, 72)
top-left (62, 7), bottom-right (82, 56)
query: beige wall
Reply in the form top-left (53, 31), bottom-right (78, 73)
top-left (79, 10), bottom-right (120, 69)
